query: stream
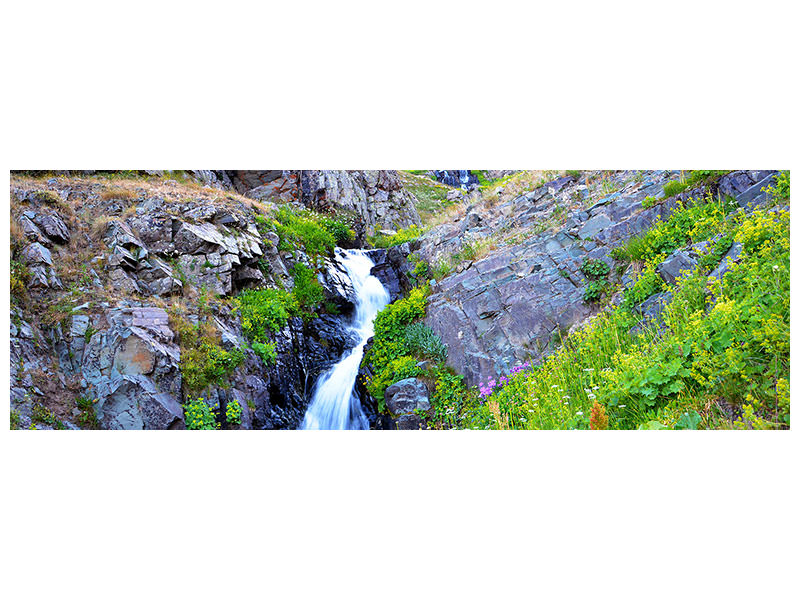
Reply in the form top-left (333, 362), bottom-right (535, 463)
top-left (300, 249), bottom-right (390, 430)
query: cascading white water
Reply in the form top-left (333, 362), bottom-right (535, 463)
top-left (301, 249), bottom-right (390, 430)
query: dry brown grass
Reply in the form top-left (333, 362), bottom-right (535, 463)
top-left (10, 218), bottom-right (25, 250)
top-left (427, 202), bottom-right (468, 228)
top-left (100, 188), bottom-right (137, 202)
top-left (482, 170), bottom-right (551, 207)
top-left (90, 215), bottom-right (120, 240)
top-left (486, 400), bottom-right (510, 429)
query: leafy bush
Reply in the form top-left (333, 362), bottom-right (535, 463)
top-left (272, 206), bottom-right (339, 258)
top-left (181, 338), bottom-right (245, 394)
top-left (403, 322), bottom-right (447, 362)
top-left (252, 341), bottom-right (277, 366)
top-left (430, 367), bottom-right (470, 429)
top-left (235, 288), bottom-right (298, 342)
top-left (621, 194), bottom-right (729, 264)
top-left (367, 355), bottom-right (422, 411)
top-left (662, 180), bottom-right (689, 198)
top-left (364, 286), bottom-right (430, 407)
top-left (291, 263), bottom-right (324, 315)
top-left (184, 398), bottom-right (217, 430)
top-left (431, 259), bottom-right (454, 281)
top-left (318, 216), bottom-right (356, 244)
top-left (642, 196), bottom-right (658, 209)
top-left (684, 170), bottom-right (730, 187)
top-left (10, 260), bottom-right (29, 299)
top-left (583, 280), bottom-right (607, 303)
top-left (225, 399), bottom-right (243, 425)
top-left (763, 170), bottom-right (789, 202)
top-left (581, 259), bottom-right (610, 279)
top-left (623, 265), bottom-right (664, 308)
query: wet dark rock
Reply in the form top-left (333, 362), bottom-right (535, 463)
top-left (385, 378), bottom-right (430, 430)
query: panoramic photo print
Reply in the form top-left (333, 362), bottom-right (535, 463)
top-left (8, 169), bottom-right (790, 430)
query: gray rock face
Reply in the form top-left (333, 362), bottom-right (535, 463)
top-left (300, 170), bottom-right (422, 234)
top-left (82, 307), bottom-right (183, 430)
top-left (33, 212), bottom-right (71, 244)
top-left (421, 169), bottom-right (778, 389)
top-left (656, 250), bottom-right (699, 286)
top-left (385, 378), bottom-right (430, 430)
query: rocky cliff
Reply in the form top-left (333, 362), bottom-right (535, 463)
top-left (9, 174), bottom-right (412, 430)
top-left (418, 170), bottom-right (780, 387)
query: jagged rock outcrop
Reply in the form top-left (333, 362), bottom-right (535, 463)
top-left (421, 170), bottom-right (779, 387)
top-left (9, 176), bottom-right (413, 430)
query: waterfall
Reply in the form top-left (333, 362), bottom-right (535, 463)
top-left (301, 249), bottom-right (390, 430)
top-left (432, 169), bottom-right (479, 189)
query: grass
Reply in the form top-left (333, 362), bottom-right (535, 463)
top-left (398, 171), bottom-right (454, 218)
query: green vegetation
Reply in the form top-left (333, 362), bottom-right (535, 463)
top-left (763, 170), bottom-right (789, 202)
top-left (290, 263), bottom-right (325, 317)
top-left (363, 286), bottom-right (431, 408)
top-left (259, 206), bottom-right (354, 259)
top-left (235, 288), bottom-right (297, 342)
top-left (252, 341), bottom-right (277, 366)
top-left (370, 225), bottom-right (426, 248)
top-left (581, 258), bottom-right (611, 303)
top-left (398, 171), bottom-right (451, 215)
top-left (10, 260), bottom-right (29, 301)
top-left (76, 396), bottom-right (99, 429)
top-left (173, 317), bottom-right (244, 394)
top-left (662, 180), bottom-right (689, 198)
top-left (184, 398), bottom-right (218, 430)
top-left (225, 399), bottom-right (243, 426)
top-left (403, 322), bottom-right (448, 362)
top-left (461, 204), bottom-right (789, 430)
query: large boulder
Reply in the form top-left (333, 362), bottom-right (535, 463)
top-left (82, 307), bottom-right (183, 430)
top-left (385, 378), bottom-right (430, 430)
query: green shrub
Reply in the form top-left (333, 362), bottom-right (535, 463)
top-left (185, 398), bottom-right (217, 430)
top-left (642, 196), bottom-right (658, 209)
top-left (763, 170), bottom-right (789, 202)
top-left (291, 263), bottom-right (324, 314)
top-left (581, 259), bottom-right (610, 279)
top-left (272, 206), bottom-right (338, 258)
top-left (623, 265), bottom-right (665, 308)
top-left (431, 259), bottom-right (454, 280)
top-left (403, 322), bottom-right (447, 362)
top-left (583, 280), bottom-right (607, 303)
top-left (225, 399), bottom-right (243, 425)
top-left (181, 339), bottom-right (245, 393)
top-left (662, 180), bottom-right (689, 198)
top-left (430, 367), bottom-right (469, 429)
top-left (364, 286), bottom-right (430, 408)
top-left (367, 355), bottom-right (423, 412)
top-left (371, 225), bottom-right (425, 248)
top-left (621, 194), bottom-right (730, 264)
top-left (566, 170), bottom-right (581, 179)
top-left (685, 170), bottom-right (730, 187)
top-left (235, 288), bottom-right (298, 342)
top-left (252, 341), bottom-right (277, 366)
top-left (318, 216), bottom-right (356, 244)
top-left (10, 260), bottom-right (29, 299)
